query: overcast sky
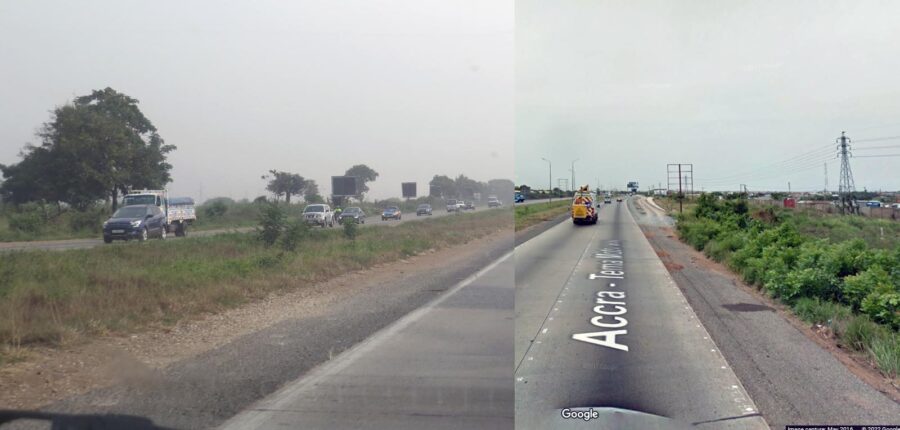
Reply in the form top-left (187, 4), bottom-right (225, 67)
top-left (0, 0), bottom-right (513, 202)
top-left (517, 0), bottom-right (900, 193)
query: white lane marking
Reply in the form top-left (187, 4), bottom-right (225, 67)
top-left (542, 328), bottom-right (548, 334)
top-left (218, 249), bottom-right (514, 430)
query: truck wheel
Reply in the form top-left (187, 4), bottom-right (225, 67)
top-left (103, 236), bottom-right (112, 244)
top-left (160, 226), bottom-right (167, 240)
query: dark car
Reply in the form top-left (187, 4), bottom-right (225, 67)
top-left (463, 201), bottom-right (476, 210)
top-left (416, 204), bottom-right (433, 216)
top-left (103, 204), bottom-right (167, 243)
top-left (382, 206), bottom-right (401, 221)
top-left (338, 207), bottom-right (367, 224)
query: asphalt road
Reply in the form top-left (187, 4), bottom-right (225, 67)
top-left (220, 250), bottom-right (514, 430)
top-left (632, 196), bottom-right (900, 428)
top-left (0, 203), bottom-right (509, 253)
top-left (514, 199), bottom-right (769, 429)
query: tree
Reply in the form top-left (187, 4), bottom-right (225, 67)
top-left (262, 170), bottom-right (306, 204)
top-left (303, 179), bottom-right (323, 203)
top-left (0, 87), bottom-right (175, 211)
top-left (344, 164), bottom-right (379, 199)
top-left (429, 175), bottom-right (457, 199)
top-left (487, 179), bottom-right (515, 198)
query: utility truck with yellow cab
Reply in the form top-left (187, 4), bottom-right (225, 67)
top-left (571, 185), bottom-right (598, 225)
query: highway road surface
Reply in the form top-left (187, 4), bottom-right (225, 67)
top-left (0, 203), bottom-right (512, 253)
top-left (219, 251), bottom-right (514, 429)
top-left (514, 198), bottom-right (769, 429)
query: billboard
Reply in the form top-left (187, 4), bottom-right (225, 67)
top-left (331, 176), bottom-right (359, 196)
top-left (401, 182), bottom-right (417, 198)
top-left (627, 181), bottom-right (639, 192)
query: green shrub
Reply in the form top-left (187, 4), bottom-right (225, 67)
top-left (256, 202), bottom-right (286, 247)
top-left (860, 284), bottom-right (900, 330)
top-left (204, 200), bottom-right (229, 218)
top-left (843, 265), bottom-right (892, 311)
top-left (68, 206), bottom-right (107, 233)
top-left (280, 219), bottom-right (310, 251)
top-left (342, 217), bottom-right (358, 241)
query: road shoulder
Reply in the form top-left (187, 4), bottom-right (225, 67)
top-left (631, 199), bottom-right (900, 428)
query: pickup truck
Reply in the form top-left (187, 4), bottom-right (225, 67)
top-left (122, 189), bottom-right (196, 237)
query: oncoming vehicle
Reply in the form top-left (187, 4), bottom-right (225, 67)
top-left (303, 204), bottom-right (334, 227)
top-left (463, 201), bottom-right (475, 210)
top-left (514, 192), bottom-right (525, 203)
top-left (616, 196), bottom-right (623, 203)
top-left (338, 207), bottom-right (366, 224)
top-left (122, 189), bottom-right (195, 237)
top-left (103, 204), bottom-right (168, 243)
top-left (604, 196), bottom-right (612, 204)
top-left (488, 197), bottom-right (502, 208)
top-left (382, 206), bottom-right (402, 221)
top-left (416, 204), bottom-right (433, 216)
top-left (446, 199), bottom-right (459, 212)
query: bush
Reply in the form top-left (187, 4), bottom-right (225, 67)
top-left (204, 200), bottom-right (229, 218)
top-left (860, 285), bottom-right (900, 330)
top-left (280, 220), bottom-right (310, 251)
top-left (68, 206), bottom-right (107, 233)
top-left (256, 202), bottom-right (286, 247)
top-left (7, 202), bottom-right (50, 234)
top-left (342, 217), bottom-right (358, 240)
top-left (843, 265), bottom-right (892, 311)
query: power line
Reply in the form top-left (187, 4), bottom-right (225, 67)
top-left (699, 144), bottom-right (835, 183)
top-left (853, 135), bottom-right (900, 143)
top-left (698, 152), bottom-right (836, 185)
top-left (853, 144), bottom-right (900, 151)
top-left (854, 154), bottom-right (900, 158)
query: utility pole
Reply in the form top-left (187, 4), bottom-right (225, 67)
top-left (541, 157), bottom-right (552, 203)
top-left (824, 162), bottom-right (828, 196)
top-left (837, 131), bottom-right (856, 214)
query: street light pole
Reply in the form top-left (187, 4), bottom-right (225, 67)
top-left (541, 157), bottom-right (552, 203)
top-left (571, 158), bottom-right (579, 191)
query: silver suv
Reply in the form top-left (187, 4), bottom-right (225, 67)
top-left (303, 204), bottom-right (334, 227)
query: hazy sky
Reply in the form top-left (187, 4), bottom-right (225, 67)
top-left (0, 0), bottom-right (513, 202)
top-left (517, 0), bottom-right (900, 193)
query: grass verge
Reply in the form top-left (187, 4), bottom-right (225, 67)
top-left (675, 194), bottom-right (900, 379)
top-left (515, 200), bottom-right (570, 231)
top-left (0, 208), bottom-right (512, 365)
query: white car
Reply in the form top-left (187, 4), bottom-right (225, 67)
top-left (446, 199), bottom-right (460, 212)
top-left (303, 204), bottom-right (334, 227)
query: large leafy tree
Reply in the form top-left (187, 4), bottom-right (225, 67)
top-left (262, 170), bottom-right (306, 204)
top-left (0, 87), bottom-right (175, 210)
top-left (429, 175), bottom-right (456, 198)
top-left (344, 164), bottom-right (379, 200)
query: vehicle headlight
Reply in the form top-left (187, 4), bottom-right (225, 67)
top-left (103, 221), bottom-right (109, 228)
top-left (130, 220), bottom-right (142, 228)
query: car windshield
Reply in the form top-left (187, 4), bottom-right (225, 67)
top-left (385, 207), bottom-right (398, 211)
top-left (447, 200), bottom-right (456, 204)
top-left (343, 207), bottom-right (360, 213)
top-left (418, 205), bottom-right (430, 209)
top-left (113, 207), bottom-right (147, 218)
top-left (304, 205), bottom-right (325, 213)
top-left (123, 195), bottom-right (156, 206)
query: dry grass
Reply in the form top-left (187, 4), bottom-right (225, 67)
top-left (0, 209), bottom-right (512, 364)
